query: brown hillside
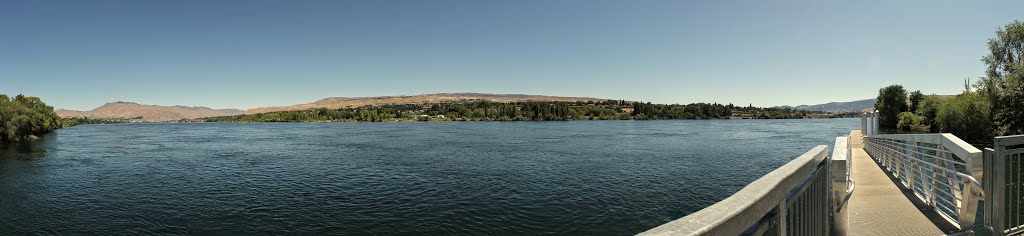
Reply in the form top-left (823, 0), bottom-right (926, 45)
top-left (56, 102), bottom-right (244, 122)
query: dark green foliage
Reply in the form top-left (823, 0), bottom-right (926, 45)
top-left (59, 117), bottom-right (130, 127)
top-left (197, 100), bottom-right (829, 123)
top-left (896, 112), bottom-right (926, 132)
top-left (915, 95), bottom-right (945, 133)
top-left (936, 92), bottom-right (994, 143)
top-left (630, 102), bottom-right (731, 119)
top-left (908, 90), bottom-right (924, 113)
top-left (875, 85), bottom-right (908, 129)
top-left (0, 94), bottom-right (62, 143)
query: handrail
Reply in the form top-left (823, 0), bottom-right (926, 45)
top-left (863, 133), bottom-right (983, 232)
top-left (638, 145), bottom-right (830, 236)
top-left (832, 136), bottom-right (854, 236)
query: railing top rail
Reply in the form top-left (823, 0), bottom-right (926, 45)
top-left (638, 145), bottom-right (829, 236)
top-left (995, 134), bottom-right (1024, 146)
top-left (833, 137), bottom-right (849, 161)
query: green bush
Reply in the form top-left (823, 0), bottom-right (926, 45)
top-left (915, 95), bottom-right (946, 132)
top-left (896, 112), bottom-right (926, 131)
top-left (936, 92), bottom-right (994, 143)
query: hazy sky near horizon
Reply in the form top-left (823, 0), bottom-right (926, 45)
top-left (2, 1), bottom-right (1022, 110)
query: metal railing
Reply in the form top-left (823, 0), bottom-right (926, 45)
top-left (984, 135), bottom-right (1024, 235)
top-left (638, 145), bottom-right (832, 236)
top-left (863, 133), bottom-right (984, 231)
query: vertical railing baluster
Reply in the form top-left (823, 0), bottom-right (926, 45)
top-left (984, 148), bottom-right (993, 234)
top-left (914, 145), bottom-right (919, 194)
top-left (796, 195), bottom-right (802, 236)
top-left (930, 162), bottom-right (939, 207)
top-left (1011, 152), bottom-right (1015, 231)
top-left (998, 144), bottom-right (1006, 235)
top-left (802, 191), bottom-right (808, 236)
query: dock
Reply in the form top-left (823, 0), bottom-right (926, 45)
top-left (637, 111), bottom-right (1021, 236)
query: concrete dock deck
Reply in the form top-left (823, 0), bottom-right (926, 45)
top-left (847, 146), bottom-right (959, 235)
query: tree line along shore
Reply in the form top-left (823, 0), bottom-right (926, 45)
top-left (190, 100), bottom-right (854, 123)
top-left (0, 96), bottom-right (850, 144)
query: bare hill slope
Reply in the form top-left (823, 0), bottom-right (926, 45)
top-left (56, 102), bottom-right (244, 122)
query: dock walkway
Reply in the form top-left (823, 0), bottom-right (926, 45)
top-left (847, 137), bottom-right (958, 235)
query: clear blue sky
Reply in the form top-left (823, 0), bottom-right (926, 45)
top-left (2, 1), bottom-right (1021, 110)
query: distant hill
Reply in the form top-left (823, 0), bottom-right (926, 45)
top-left (56, 102), bottom-right (244, 122)
top-left (775, 99), bottom-right (876, 113)
top-left (246, 93), bottom-right (610, 114)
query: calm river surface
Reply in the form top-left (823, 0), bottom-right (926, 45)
top-left (0, 119), bottom-right (857, 235)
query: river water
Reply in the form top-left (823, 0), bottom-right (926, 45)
top-left (0, 119), bottom-right (857, 235)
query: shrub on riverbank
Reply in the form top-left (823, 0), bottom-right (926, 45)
top-left (915, 95), bottom-right (945, 132)
top-left (896, 112), bottom-right (926, 132)
top-left (935, 92), bottom-right (994, 143)
top-left (0, 94), bottom-right (62, 143)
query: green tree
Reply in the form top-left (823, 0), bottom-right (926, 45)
top-left (908, 90), bottom-right (924, 113)
top-left (980, 20), bottom-right (1024, 135)
top-left (875, 85), bottom-right (908, 129)
top-left (915, 95), bottom-right (945, 132)
top-left (0, 94), bottom-right (62, 143)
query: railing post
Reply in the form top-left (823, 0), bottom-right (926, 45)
top-left (876, 111), bottom-right (880, 135)
top-left (868, 112), bottom-right (875, 136)
top-left (861, 113), bottom-right (867, 135)
top-left (872, 111), bottom-right (879, 135)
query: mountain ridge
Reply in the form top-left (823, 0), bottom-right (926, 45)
top-left (775, 99), bottom-right (875, 113)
